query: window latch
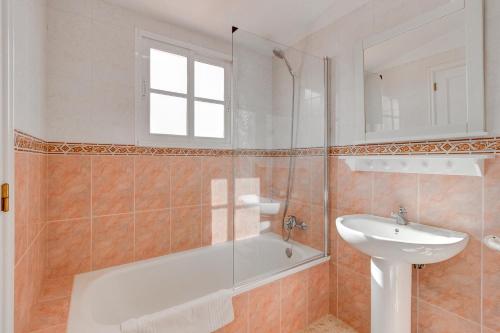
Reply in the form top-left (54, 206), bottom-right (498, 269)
top-left (142, 79), bottom-right (147, 97)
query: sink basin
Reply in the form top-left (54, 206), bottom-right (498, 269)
top-left (336, 214), bottom-right (469, 333)
top-left (336, 214), bottom-right (469, 264)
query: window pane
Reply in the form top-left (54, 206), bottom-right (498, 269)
top-left (150, 93), bottom-right (187, 135)
top-left (195, 61), bottom-right (224, 101)
top-left (150, 48), bottom-right (187, 94)
top-left (194, 101), bottom-right (225, 138)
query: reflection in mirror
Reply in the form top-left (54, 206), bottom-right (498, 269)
top-left (364, 9), bottom-right (466, 134)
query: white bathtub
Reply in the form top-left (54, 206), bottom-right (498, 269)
top-left (67, 232), bottom-right (327, 333)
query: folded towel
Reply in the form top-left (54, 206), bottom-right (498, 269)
top-left (121, 289), bottom-right (234, 333)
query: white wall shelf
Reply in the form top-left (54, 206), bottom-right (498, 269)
top-left (484, 235), bottom-right (500, 252)
top-left (339, 154), bottom-right (494, 177)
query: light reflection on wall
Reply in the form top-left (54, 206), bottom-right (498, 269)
top-left (211, 178), bottom-right (228, 206)
top-left (210, 207), bottom-right (229, 244)
top-left (208, 177), bottom-right (263, 245)
top-left (209, 178), bottom-right (229, 244)
top-left (234, 177), bottom-right (261, 240)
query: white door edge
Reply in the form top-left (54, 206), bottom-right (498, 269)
top-left (1, 0), bottom-right (15, 331)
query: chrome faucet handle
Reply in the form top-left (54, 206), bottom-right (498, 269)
top-left (296, 221), bottom-right (308, 230)
top-left (283, 216), bottom-right (308, 231)
top-left (391, 207), bottom-right (407, 216)
top-left (391, 206), bottom-right (409, 225)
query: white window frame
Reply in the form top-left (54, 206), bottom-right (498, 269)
top-left (135, 30), bottom-right (232, 148)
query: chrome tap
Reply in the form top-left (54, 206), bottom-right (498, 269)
top-left (284, 215), bottom-right (308, 232)
top-left (391, 207), bottom-right (409, 225)
top-left (283, 215), bottom-right (308, 258)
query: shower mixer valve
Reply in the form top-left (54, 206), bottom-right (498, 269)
top-left (284, 215), bottom-right (308, 231)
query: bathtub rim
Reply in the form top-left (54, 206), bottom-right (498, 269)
top-left (233, 254), bottom-right (330, 294)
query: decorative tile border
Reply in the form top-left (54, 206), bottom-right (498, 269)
top-left (329, 137), bottom-right (500, 156)
top-left (14, 130), bottom-right (48, 154)
top-left (234, 147), bottom-right (325, 157)
top-left (15, 130), bottom-right (499, 157)
top-left (46, 142), bottom-right (233, 156)
top-left (14, 131), bottom-right (324, 157)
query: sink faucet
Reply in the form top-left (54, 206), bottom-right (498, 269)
top-left (391, 207), bottom-right (409, 225)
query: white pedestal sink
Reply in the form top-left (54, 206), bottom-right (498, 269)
top-left (336, 214), bottom-right (469, 333)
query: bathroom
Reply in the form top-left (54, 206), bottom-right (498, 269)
top-left (0, 0), bottom-right (498, 332)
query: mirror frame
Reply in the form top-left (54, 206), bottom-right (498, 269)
top-left (354, 0), bottom-right (485, 144)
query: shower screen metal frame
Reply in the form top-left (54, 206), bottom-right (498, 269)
top-left (323, 56), bottom-right (331, 257)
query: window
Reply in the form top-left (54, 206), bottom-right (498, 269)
top-left (136, 31), bottom-right (231, 147)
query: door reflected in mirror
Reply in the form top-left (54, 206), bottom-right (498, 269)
top-left (364, 9), bottom-right (466, 135)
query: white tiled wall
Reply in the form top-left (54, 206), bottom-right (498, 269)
top-left (45, 0), bottom-right (231, 145)
top-left (40, 0), bottom-right (500, 147)
top-left (271, 47), bottom-right (325, 149)
top-left (13, 0), bottom-right (47, 140)
top-left (295, 0), bottom-right (500, 145)
top-left (233, 43), bottom-right (274, 150)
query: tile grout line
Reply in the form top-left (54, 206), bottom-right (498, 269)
top-left (416, 173), bottom-right (421, 333)
top-left (133, 156), bottom-right (137, 262)
top-left (44, 153), bottom-right (49, 281)
top-left (200, 156), bottom-right (203, 247)
top-left (66, 206), bottom-right (197, 221)
top-left (90, 156), bottom-right (94, 272)
top-left (279, 279), bottom-right (282, 332)
top-left (480, 172), bottom-right (485, 333)
top-left (335, 158), bottom-right (339, 319)
top-left (15, 153), bottom-right (46, 270)
top-left (419, 299), bottom-right (483, 328)
top-left (246, 292), bottom-right (250, 333)
top-left (306, 268), bottom-right (310, 326)
top-left (370, 171), bottom-right (374, 215)
top-left (14, 222), bottom-right (48, 274)
top-left (169, 157), bottom-right (172, 254)
top-left (336, 259), bottom-right (339, 319)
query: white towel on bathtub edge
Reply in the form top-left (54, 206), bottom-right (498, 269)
top-left (120, 289), bottom-right (234, 333)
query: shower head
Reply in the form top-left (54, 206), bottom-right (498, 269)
top-left (273, 48), bottom-right (294, 77)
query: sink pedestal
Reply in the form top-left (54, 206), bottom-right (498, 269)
top-left (371, 258), bottom-right (411, 333)
top-left (336, 215), bottom-right (469, 333)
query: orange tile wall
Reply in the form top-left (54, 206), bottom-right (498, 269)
top-left (270, 156), bottom-right (326, 251)
top-left (216, 262), bottom-right (329, 333)
top-left (15, 143), bottom-right (499, 333)
top-left (14, 151), bottom-right (48, 333)
top-left (45, 154), bottom-right (238, 277)
top-left (328, 156), bottom-right (500, 333)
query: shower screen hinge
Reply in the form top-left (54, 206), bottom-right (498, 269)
top-left (1, 183), bottom-right (10, 213)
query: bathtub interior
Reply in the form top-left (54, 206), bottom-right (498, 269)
top-left (89, 245), bottom-right (233, 325)
top-left (233, 232), bottom-right (323, 285)
top-left (70, 232), bottom-right (323, 329)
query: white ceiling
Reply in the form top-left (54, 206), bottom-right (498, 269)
top-left (104, 0), bottom-right (370, 45)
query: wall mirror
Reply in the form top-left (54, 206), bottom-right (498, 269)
top-left (355, 0), bottom-right (485, 143)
